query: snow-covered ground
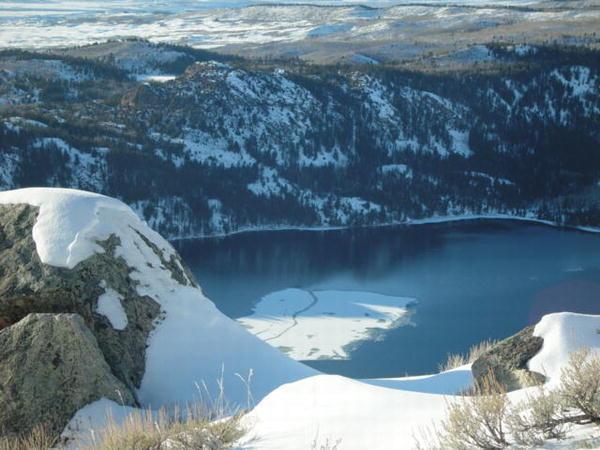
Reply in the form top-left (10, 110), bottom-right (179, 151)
top-left (65, 312), bottom-right (600, 450)
top-left (239, 312), bottom-right (600, 449)
top-left (238, 288), bottom-right (416, 360)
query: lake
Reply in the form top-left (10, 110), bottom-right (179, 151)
top-left (175, 220), bottom-right (600, 379)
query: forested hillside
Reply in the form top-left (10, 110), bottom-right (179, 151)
top-left (1, 40), bottom-right (599, 238)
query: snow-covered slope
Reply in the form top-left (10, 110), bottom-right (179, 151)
top-left (0, 188), bottom-right (315, 409)
top-left (240, 312), bottom-right (600, 449)
top-left (3, 45), bottom-right (599, 238)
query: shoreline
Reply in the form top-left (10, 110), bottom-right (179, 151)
top-left (169, 214), bottom-right (600, 243)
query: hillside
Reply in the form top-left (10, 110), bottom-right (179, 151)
top-left (1, 41), bottom-right (599, 239)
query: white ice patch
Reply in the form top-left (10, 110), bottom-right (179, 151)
top-left (96, 281), bottom-right (128, 330)
top-left (238, 288), bottom-right (415, 360)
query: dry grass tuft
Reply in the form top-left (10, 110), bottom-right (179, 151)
top-left (438, 339), bottom-right (499, 372)
top-left (0, 424), bottom-right (57, 450)
top-left (88, 404), bottom-right (245, 450)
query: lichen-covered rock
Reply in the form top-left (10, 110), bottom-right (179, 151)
top-left (472, 325), bottom-right (546, 392)
top-left (0, 203), bottom-right (161, 391)
top-left (0, 313), bottom-right (135, 436)
top-left (0, 188), bottom-right (312, 418)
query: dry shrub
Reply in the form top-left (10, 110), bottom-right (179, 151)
top-left (87, 405), bottom-right (245, 450)
top-left (419, 348), bottom-right (600, 449)
top-left (438, 339), bottom-right (499, 372)
top-left (426, 376), bottom-right (510, 450)
top-left (0, 424), bottom-right (57, 450)
top-left (506, 387), bottom-right (568, 446)
top-left (559, 348), bottom-right (600, 423)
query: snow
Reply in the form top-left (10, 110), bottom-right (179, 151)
top-left (181, 130), bottom-right (256, 168)
top-left (247, 167), bottom-right (292, 198)
top-left (308, 23), bottom-right (354, 38)
top-left (529, 312), bottom-right (600, 385)
top-left (448, 128), bottom-right (472, 156)
top-left (238, 289), bottom-right (416, 360)
top-left (240, 373), bottom-right (455, 450)
top-left (0, 1), bottom-right (582, 61)
top-left (31, 138), bottom-right (107, 191)
top-left (5, 116), bottom-right (48, 129)
top-left (137, 74), bottom-right (177, 83)
top-left (299, 147), bottom-right (348, 168)
top-left (514, 44), bottom-right (538, 56)
top-left (0, 58), bottom-right (90, 82)
top-left (67, 314), bottom-right (598, 450)
top-left (360, 76), bottom-right (396, 120)
top-left (380, 163), bottom-right (412, 178)
top-left (0, 188), bottom-right (314, 410)
top-left (96, 281), bottom-right (128, 330)
top-left (467, 171), bottom-right (514, 186)
top-left (241, 312), bottom-right (600, 449)
top-left (62, 398), bottom-right (139, 448)
top-left (364, 365), bottom-right (473, 395)
top-left (552, 66), bottom-right (595, 98)
top-left (0, 151), bottom-right (20, 190)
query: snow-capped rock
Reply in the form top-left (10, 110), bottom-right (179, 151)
top-left (0, 188), bottom-right (314, 413)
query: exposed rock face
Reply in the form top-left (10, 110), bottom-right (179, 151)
top-left (0, 204), bottom-right (161, 391)
top-left (472, 325), bottom-right (545, 392)
top-left (0, 313), bottom-right (135, 436)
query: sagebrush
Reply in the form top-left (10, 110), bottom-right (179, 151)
top-left (420, 348), bottom-right (600, 449)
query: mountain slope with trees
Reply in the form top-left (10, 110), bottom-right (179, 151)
top-left (1, 40), bottom-right (599, 238)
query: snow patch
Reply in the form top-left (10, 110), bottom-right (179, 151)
top-left (96, 281), bottom-right (128, 330)
top-left (529, 312), bottom-right (600, 385)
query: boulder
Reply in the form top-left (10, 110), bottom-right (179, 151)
top-left (471, 325), bottom-right (545, 392)
top-left (0, 313), bottom-right (135, 436)
top-left (0, 203), bottom-right (162, 391)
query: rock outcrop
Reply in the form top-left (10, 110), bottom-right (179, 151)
top-left (0, 188), bottom-right (313, 439)
top-left (0, 203), bottom-right (162, 391)
top-left (471, 325), bottom-right (545, 392)
top-left (0, 313), bottom-right (135, 436)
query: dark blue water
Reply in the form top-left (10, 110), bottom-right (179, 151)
top-left (175, 220), bottom-right (600, 378)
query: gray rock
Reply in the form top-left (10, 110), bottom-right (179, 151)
top-left (0, 313), bottom-right (135, 436)
top-left (0, 204), bottom-right (162, 392)
top-left (471, 325), bottom-right (546, 392)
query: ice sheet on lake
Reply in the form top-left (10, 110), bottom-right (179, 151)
top-left (238, 288), bottom-right (416, 360)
